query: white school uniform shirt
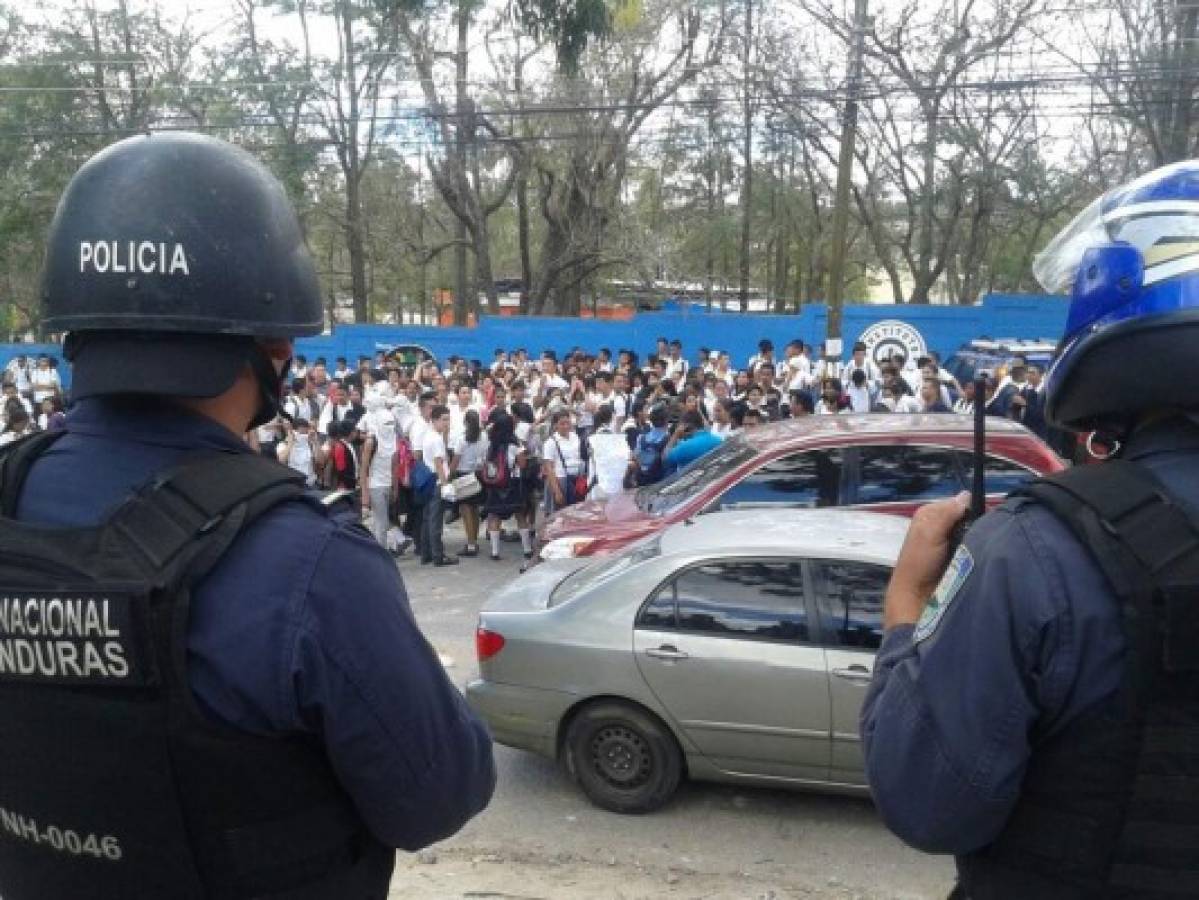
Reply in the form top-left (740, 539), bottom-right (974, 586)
top-left (421, 429), bottom-right (448, 478)
top-left (317, 401), bottom-right (351, 436)
top-left (450, 434), bottom-right (488, 473)
top-left (409, 415), bottom-right (431, 456)
top-left (5, 360), bottom-right (30, 394)
top-left (894, 394), bottom-right (923, 414)
top-left (280, 432), bottom-right (318, 485)
top-left (543, 431), bottom-right (584, 479)
top-left (587, 428), bottom-right (630, 497)
top-left (30, 368), bottom-right (59, 403)
top-left (363, 407), bottom-right (398, 489)
top-left (846, 385), bottom-right (874, 413)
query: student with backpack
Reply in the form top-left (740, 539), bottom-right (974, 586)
top-left (323, 419), bottom-right (358, 491)
top-left (632, 405), bottom-right (671, 487)
top-left (481, 412), bottom-right (534, 567)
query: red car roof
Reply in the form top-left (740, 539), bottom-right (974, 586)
top-left (739, 413), bottom-right (1033, 451)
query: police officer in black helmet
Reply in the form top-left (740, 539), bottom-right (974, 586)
top-left (0, 133), bottom-right (495, 899)
top-left (862, 163), bottom-right (1199, 897)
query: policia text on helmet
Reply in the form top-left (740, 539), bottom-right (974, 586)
top-left (41, 131), bottom-right (325, 427)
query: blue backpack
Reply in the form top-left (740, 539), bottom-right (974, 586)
top-left (635, 429), bottom-right (669, 486)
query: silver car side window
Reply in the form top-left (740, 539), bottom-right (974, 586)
top-left (642, 560), bottom-right (810, 643)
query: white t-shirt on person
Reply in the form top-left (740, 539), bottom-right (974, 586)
top-left (450, 435), bottom-right (488, 473)
top-left (543, 432), bottom-right (584, 479)
top-left (421, 429), bottom-right (448, 478)
top-left (363, 408), bottom-right (398, 490)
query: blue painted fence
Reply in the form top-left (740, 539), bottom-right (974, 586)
top-left (295, 293), bottom-right (1067, 368)
top-left (1, 294), bottom-right (1068, 389)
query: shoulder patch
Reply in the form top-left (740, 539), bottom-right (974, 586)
top-left (914, 545), bottom-right (974, 644)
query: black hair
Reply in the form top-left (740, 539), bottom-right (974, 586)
top-left (464, 409), bottom-right (482, 443)
top-left (510, 401), bottom-right (535, 424)
top-left (593, 404), bottom-right (614, 429)
top-left (789, 391), bottom-right (815, 414)
top-left (430, 404), bottom-right (450, 420)
top-left (649, 405), bottom-right (668, 428)
top-left (851, 369), bottom-right (866, 387)
top-left (680, 410), bottom-right (704, 431)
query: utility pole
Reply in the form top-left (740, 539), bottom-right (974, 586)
top-left (826, 0), bottom-right (868, 343)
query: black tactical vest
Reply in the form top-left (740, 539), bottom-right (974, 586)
top-left (0, 432), bottom-right (393, 899)
top-left (957, 461), bottom-right (1199, 900)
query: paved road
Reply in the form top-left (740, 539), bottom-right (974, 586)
top-left (390, 521), bottom-right (955, 899)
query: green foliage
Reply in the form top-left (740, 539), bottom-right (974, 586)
top-left (514, 0), bottom-right (615, 72)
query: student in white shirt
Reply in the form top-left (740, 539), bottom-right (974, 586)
top-left (316, 385), bottom-right (352, 437)
top-left (276, 417), bottom-right (323, 487)
top-left (29, 357), bottom-right (60, 404)
top-left (586, 406), bottom-right (631, 500)
top-left (408, 393), bottom-right (435, 455)
top-left (5, 355), bottom-right (30, 397)
top-left (846, 369), bottom-right (876, 413)
top-left (542, 409), bottom-right (584, 514)
top-left (359, 398), bottom-right (399, 548)
top-left (842, 342), bottom-right (882, 391)
top-left (419, 405), bottom-right (457, 566)
top-left (0, 406), bottom-right (32, 445)
top-left (449, 409), bottom-right (488, 557)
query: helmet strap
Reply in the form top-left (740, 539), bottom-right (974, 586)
top-left (246, 343), bottom-right (288, 430)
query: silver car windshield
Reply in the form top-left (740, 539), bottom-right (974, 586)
top-left (549, 536), bottom-right (663, 607)
top-left (633, 438), bottom-right (758, 515)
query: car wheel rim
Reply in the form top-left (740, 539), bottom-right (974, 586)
top-left (589, 725), bottom-right (652, 789)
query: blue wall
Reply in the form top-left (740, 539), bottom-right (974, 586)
top-left (293, 293), bottom-right (1066, 368)
top-left (0, 294), bottom-right (1067, 388)
top-left (0, 343), bottom-right (71, 389)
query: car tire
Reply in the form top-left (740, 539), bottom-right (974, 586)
top-left (564, 701), bottom-right (682, 814)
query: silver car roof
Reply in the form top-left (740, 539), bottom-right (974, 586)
top-left (658, 509), bottom-right (909, 566)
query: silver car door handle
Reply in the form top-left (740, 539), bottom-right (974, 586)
top-left (831, 665), bottom-right (872, 684)
top-left (646, 645), bottom-right (690, 661)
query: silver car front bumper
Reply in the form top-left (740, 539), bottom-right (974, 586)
top-left (465, 679), bottom-right (579, 760)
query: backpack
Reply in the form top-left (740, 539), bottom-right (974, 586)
top-left (391, 437), bottom-right (415, 488)
top-left (635, 430), bottom-right (669, 486)
top-left (322, 439), bottom-right (356, 491)
top-left (479, 445), bottom-right (510, 489)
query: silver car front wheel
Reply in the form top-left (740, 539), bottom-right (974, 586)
top-left (564, 701), bottom-right (682, 814)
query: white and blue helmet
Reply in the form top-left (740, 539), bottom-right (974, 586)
top-left (1035, 161), bottom-right (1199, 430)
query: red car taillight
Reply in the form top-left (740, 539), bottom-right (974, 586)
top-left (476, 627), bottom-right (506, 662)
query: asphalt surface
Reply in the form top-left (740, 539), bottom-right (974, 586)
top-left (391, 520), bottom-right (956, 899)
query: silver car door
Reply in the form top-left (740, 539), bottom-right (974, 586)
top-left (633, 559), bottom-right (831, 782)
top-left (812, 558), bottom-right (891, 784)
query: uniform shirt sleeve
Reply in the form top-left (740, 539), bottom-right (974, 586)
top-left (860, 504), bottom-right (1091, 855)
top-left (287, 515), bottom-right (496, 850)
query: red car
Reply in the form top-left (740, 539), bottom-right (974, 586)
top-left (541, 414), bottom-right (1065, 559)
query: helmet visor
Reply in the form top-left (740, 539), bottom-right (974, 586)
top-left (1033, 195), bottom-right (1107, 293)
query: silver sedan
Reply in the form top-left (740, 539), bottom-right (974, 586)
top-left (466, 509), bottom-right (907, 813)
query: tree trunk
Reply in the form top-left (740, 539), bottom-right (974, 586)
top-left (738, 0), bottom-right (753, 312)
top-left (452, 0), bottom-right (470, 325)
top-left (516, 164), bottom-right (533, 314)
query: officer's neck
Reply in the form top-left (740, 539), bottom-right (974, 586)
top-left (175, 371), bottom-right (258, 438)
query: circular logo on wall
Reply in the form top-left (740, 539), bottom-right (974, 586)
top-left (857, 320), bottom-right (927, 367)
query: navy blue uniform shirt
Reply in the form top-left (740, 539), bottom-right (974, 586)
top-left (15, 398), bottom-right (495, 851)
top-left (861, 416), bottom-right (1199, 855)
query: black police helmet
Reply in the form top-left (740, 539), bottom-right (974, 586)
top-left (42, 131), bottom-right (322, 338)
top-left (41, 132), bottom-right (322, 411)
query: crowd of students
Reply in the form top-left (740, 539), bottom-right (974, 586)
top-left (2, 335), bottom-right (1053, 563)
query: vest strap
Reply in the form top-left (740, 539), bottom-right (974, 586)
top-left (107, 451), bottom-right (307, 573)
top-left (0, 431), bottom-right (66, 517)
